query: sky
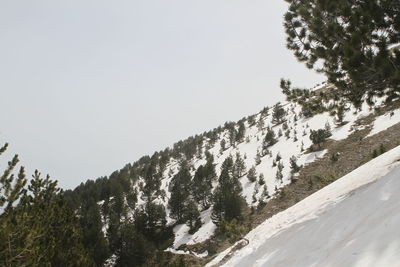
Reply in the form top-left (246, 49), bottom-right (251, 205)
top-left (0, 0), bottom-right (324, 189)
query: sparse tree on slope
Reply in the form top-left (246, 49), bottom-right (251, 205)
top-left (262, 127), bottom-right (278, 154)
top-left (247, 166), bottom-right (257, 183)
top-left (310, 128), bottom-right (332, 149)
top-left (272, 103), bottom-right (286, 124)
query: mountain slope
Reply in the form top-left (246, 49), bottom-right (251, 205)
top-left (149, 84), bottom-right (399, 253)
top-left (67, 82), bottom-right (400, 266)
top-left (207, 145), bottom-right (400, 267)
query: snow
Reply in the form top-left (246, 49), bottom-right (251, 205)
top-left (172, 208), bottom-right (216, 248)
top-left (207, 145), bottom-right (400, 267)
top-left (367, 109), bottom-right (400, 137)
top-left (126, 91), bottom-right (396, 256)
top-left (165, 248), bottom-right (209, 258)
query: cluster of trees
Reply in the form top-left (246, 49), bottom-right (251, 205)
top-left (211, 155), bottom-right (245, 224)
top-left (310, 126), bottom-right (332, 149)
top-left (168, 155), bottom-right (217, 232)
top-left (0, 143), bottom-right (92, 266)
top-left (169, 152), bottom-right (247, 230)
top-left (63, 151), bottom-right (174, 266)
top-left (55, 112), bottom-right (251, 266)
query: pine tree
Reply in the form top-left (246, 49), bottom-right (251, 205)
top-left (247, 115), bottom-right (256, 126)
top-left (80, 199), bottom-right (110, 266)
top-left (168, 163), bottom-right (192, 223)
top-left (285, 129), bottom-right (290, 139)
top-left (228, 126), bottom-right (237, 148)
top-left (192, 155), bottom-right (216, 209)
top-left (233, 152), bottom-right (246, 179)
top-left (220, 139), bottom-right (226, 154)
top-left (261, 185), bottom-right (269, 200)
top-left (126, 187), bottom-right (138, 211)
top-left (336, 104), bottom-right (346, 125)
top-left (247, 166), bottom-right (257, 183)
top-left (272, 103), bottom-right (286, 124)
top-left (275, 153), bottom-right (282, 162)
top-left (310, 128), bottom-right (332, 149)
top-left (276, 162), bottom-right (284, 183)
top-left (134, 202), bottom-right (167, 242)
top-left (283, 0), bottom-right (400, 106)
top-left (0, 143), bottom-right (26, 211)
top-left (211, 156), bottom-right (243, 223)
top-left (141, 156), bottom-right (164, 203)
top-left (255, 150), bottom-right (262, 165)
top-left (262, 127), bottom-right (277, 154)
top-left (261, 106), bottom-right (270, 117)
top-left (236, 120), bottom-right (246, 143)
top-left (184, 200), bottom-right (201, 233)
top-left (116, 222), bottom-right (154, 267)
top-left (289, 156), bottom-right (301, 173)
top-left (252, 185), bottom-right (259, 203)
top-left (0, 161), bottom-right (92, 266)
top-left (258, 173), bottom-right (265, 185)
top-left (257, 115), bottom-right (265, 131)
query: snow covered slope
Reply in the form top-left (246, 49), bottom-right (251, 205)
top-left (207, 145), bottom-right (400, 267)
top-left (120, 82), bottom-right (400, 255)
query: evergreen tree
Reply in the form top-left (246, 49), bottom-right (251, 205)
top-left (261, 185), bottom-right (269, 200)
top-left (236, 120), bottom-right (246, 143)
top-left (247, 115), bottom-right (256, 126)
top-left (283, 0), bottom-right (400, 106)
top-left (258, 173), bottom-right (265, 185)
top-left (168, 163), bottom-right (192, 223)
top-left (126, 186), bottom-right (138, 211)
top-left (134, 202), bottom-right (167, 242)
top-left (211, 156), bottom-right (244, 223)
top-left (290, 156), bottom-right (301, 173)
top-left (141, 156), bottom-right (164, 203)
top-left (276, 162), bottom-right (284, 183)
top-left (336, 104), bottom-right (346, 124)
top-left (0, 148), bottom-right (92, 267)
top-left (276, 153), bottom-right (282, 162)
top-left (255, 150), bottom-right (262, 165)
top-left (261, 106), bottom-right (270, 118)
top-left (252, 186), bottom-right (258, 204)
top-left (80, 199), bottom-right (110, 266)
top-left (220, 139), bottom-right (226, 154)
top-left (233, 152), bottom-right (246, 179)
top-left (310, 128), bottom-right (332, 149)
top-left (115, 222), bottom-right (154, 267)
top-left (247, 166), bottom-right (257, 183)
top-left (262, 127), bottom-right (277, 154)
top-left (272, 103), bottom-right (286, 124)
top-left (257, 115), bottom-right (265, 131)
top-left (228, 127), bottom-right (237, 147)
top-left (184, 200), bottom-right (201, 234)
top-left (192, 155), bottom-right (216, 209)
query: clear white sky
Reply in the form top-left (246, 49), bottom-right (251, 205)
top-left (0, 0), bottom-right (324, 189)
